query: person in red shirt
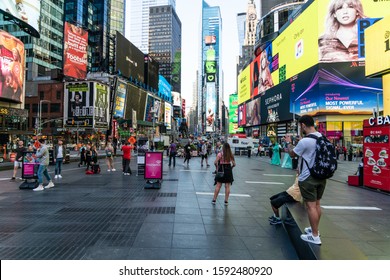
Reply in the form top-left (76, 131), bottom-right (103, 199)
top-left (121, 140), bottom-right (133, 175)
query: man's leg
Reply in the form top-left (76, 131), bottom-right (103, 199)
top-left (305, 200), bottom-right (320, 237)
top-left (12, 162), bottom-right (18, 179)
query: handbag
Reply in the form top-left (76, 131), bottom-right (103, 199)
top-left (215, 162), bottom-right (224, 179)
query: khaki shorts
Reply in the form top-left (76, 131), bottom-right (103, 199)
top-left (298, 176), bottom-right (326, 202)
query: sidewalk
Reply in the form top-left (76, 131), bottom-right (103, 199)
top-left (0, 153), bottom-right (389, 260)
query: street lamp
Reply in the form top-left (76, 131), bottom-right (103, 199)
top-left (38, 100), bottom-right (51, 135)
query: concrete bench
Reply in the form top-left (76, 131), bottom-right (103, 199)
top-left (281, 202), bottom-right (367, 260)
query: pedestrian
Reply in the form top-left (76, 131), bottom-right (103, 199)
top-left (53, 139), bottom-right (66, 179)
top-left (269, 175), bottom-right (301, 225)
top-left (183, 141), bottom-right (191, 166)
top-left (105, 143), bottom-right (116, 172)
top-left (113, 137), bottom-right (118, 156)
top-left (285, 115), bottom-right (327, 245)
top-left (121, 140), bottom-right (133, 175)
top-left (33, 139), bottom-right (54, 191)
top-left (91, 145), bottom-right (98, 165)
top-left (78, 144), bottom-right (86, 167)
top-left (271, 142), bottom-right (281, 165)
top-left (85, 144), bottom-right (92, 171)
top-left (200, 140), bottom-right (210, 167)
top-left (168, 140), bottom-right (177, 167)
top-left (212, 142), bottom-right (236, 206)
top-left (343, 146), bottom-right (347, 160)
top-left (10, 140), bottom-right (26, 181)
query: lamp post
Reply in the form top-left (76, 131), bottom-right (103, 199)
top-left (38, 100), bottom-right (51, 135)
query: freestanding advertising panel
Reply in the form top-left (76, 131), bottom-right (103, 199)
top-left (363, 117), bottom-right (390, 192)
top-left (144, 152), bottom-right (163, 189)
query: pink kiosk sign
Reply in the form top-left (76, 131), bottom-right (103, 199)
top-left (144, 152), bottom-right (163, 180)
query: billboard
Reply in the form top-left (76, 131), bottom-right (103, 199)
top-left (145, 55), bottom-right (159, 91)
top-left (246, 97), bottom-right (261, 127)
top-left (94, 82), bottom-right (109, 129)
top-left (158, 75), bottom-right (171, 101)
top-left (172, 91), bottom-right (181, 107)
top-left (171, 50), bottom-right (181, 92)
top-left (206, 83), bottom-right (216, 132)
top-left (63, 22), bottom-right (88, 80)
top-left (204, 60), bottom-right (216, 74)
top-left (238, 103), bottom-right (246, 127)
top-left (115, 31), bottom-right (145, 83)
top-left (0, 0), bottom-right (40, 37)
top-left (229, 94), bottom-right (243, 134)
top-left (238, 64), bottom-right (251, 104)
top-left (205, 35), bottom-right (216, 45)
top-left (113, 80), bottom-right (127, 118)
top-left (125, 84), bottom-right (147, 123)
top-left (261, 83), bottom-right (292, 124)
top-left (144, 94), bottom-right (155, 122)
top-left (64, 82), bottom-right (93, 127)
top-left (164, 102), bottom-right (172, 130)
top-left (0, 30), bottom-right (25, 103)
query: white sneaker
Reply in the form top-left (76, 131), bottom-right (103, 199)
top-left (300, 233), bottom-right (321, 245)
top-left (45, 181), bottom-right (55, 189)
top-left (58, 175), bottom-right (62, 179)
top-left (304, 227), bottom-right (321, 236)
top-left (112, 169), bottom-right (116, 171)
top-left (33, 185), bottom-right (44, 191)
top-left (107, 169), bottom-right (111, 172)
top-left (54, 175), bottom-right (58, 179)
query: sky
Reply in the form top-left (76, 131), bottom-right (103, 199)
top-left (175, 0), bottom-right (261, 108)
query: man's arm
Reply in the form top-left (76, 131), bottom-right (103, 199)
top-left (284, 135), bottom-right (299, 158)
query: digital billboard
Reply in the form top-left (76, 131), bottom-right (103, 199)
top-left (164, 102), bottom-right (172, 130)
top-left (228, 94), bottom-right (243, 134)
top-left (113, 80), bottom-right (127, 118)
top-left (171, 50), bottom-right (181, 92)
top-left (158, 75), bottom-right (172, 101)
top-left (0, 30), bottom-right (25, 103)
top-left (238, 64), bottom-right (251, 104)
top-left (205, 60), bottom-right (216, 74)
top-left (204, 35), bottom-right (216, 45)
top-left (246, 97), bottom-right (261, 127)
top-left (115, 31), bottom-right (145, 83)
top-left (261, 83), bottom-right (292, 124)
top-left (0, 0), bottom-right (40, 37)
top-left (238, 103), bottom-right (246, 127)
top-left (125, 84), bottom-right (147, 123)
top-left (251, 54), bottom-right (260, 98)
top-left (172, 91), bottom-right (181, 107)
top-left (64, 82), bottom-right (93, 127)
top-left (145, 94), bottom-right (160, 123)
top-left (93, 82), bottom-right (110, 129)
top-left (63, 22), bottom-right (88, 80)
top-left (206, 83), bottom-right (216, 132)
top-left (145, 55), bottom-right (159, 91)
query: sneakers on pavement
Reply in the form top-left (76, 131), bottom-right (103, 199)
top-left (58, 175), bottom-right (62, 179)
top-left (10, 177), bottom-right (16, 182)
top-left (107, 169), bottom-right (111, 172)
top-left (45, 181), bottom-right (55, 189)
top-left (211, 200), bottom-right (216, 205)
top-left (33, 185), bottom-right (44, 192)
top-left (112, 169), bottom-right (116, 171)
top-left (224, 201), bottom-right (228, 206)
top-left (54, 175), bottom-right (58, 179)
top-left (268, 215), bottom-right (276, 222)
top-left (300, 233), bottom-right (321, 245)
top-left (304, 227), bottom-right (321, 236)
top-left (269, 217), bottom-right (282, 225)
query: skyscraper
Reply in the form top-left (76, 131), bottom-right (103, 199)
top-left (236, 12), bottom-right (246, 57)
top-left (126, 0), bottom-right (176, 54)
top-left (199, 0), bottom-right (222, 134)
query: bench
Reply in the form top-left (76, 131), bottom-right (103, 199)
top-left (281, 202), bottom-right (367, 260)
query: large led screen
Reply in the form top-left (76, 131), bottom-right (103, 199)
top-left (229, 94), bottom-right (243, 134)
top-left (261, 83), bottom-right (292, 124)
top-left (158, 75), bottom-right (171, 101)
top-left (93, 82), bottom-right (109, 129)
top-left (238, 64), bottom-right (251, 104)
top-left (125, 84), bottom-right (147, 123)
top-left (0, 30), bottom-right (25, 103)
top-left (113, 80), bottom-right (127, 118)
top-left (145, 55), bottom-right (159, 91)
top-left (0, 0), bottom-right (40, 37)
top-left (206, 83), bottom-right (216, 132)
top-left (63, 22), bottom-right (88, 80)
top-left (116, 31), bottom-right (145, 83)
top-left (64, 82), bottom-right (93, 127)
top-left (246, 97), bottom-right (261, 127)
top-left (164, 102), bottom-right (172, 130)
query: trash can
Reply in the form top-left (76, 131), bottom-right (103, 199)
top-left (247, 146), bottom-right (252, 158)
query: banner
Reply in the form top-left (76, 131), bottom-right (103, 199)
top-left (164, 102), bottom-right (172, 130)
top-left (0, 30), bottom-right (25, 103)
top-left (94, 82), bottom-right (109, 129)
top-left (64, 82), bottom-right (93, 127)
top-left (113, 80), bottom-right (127, 118)
top-left (63, 22), bottom-right (88, 79)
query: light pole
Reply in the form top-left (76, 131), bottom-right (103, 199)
top-left (38, 100), bottom-right (51, 135)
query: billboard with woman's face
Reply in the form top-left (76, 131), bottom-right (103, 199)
top-left (0, 30), bottom-right (25, 103)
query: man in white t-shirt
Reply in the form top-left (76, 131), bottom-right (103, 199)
top-left (285, 115), bottom-right (326, 245)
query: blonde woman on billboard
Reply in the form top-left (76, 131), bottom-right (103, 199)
top-left (319, 0), bottom-right (366, 62)
top-left (258, 50), bottom-right (274, 94)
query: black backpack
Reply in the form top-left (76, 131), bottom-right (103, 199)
top-left (302, 134), bottom-right (338, 179)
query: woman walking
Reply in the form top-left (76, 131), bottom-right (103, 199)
top-left (212, 142), bottom-right (236, 206)
top-left (105, 143), bottom-right (116, 172)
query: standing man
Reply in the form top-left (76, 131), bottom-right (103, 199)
top-left (285, 115), bottom-right (326, 245)
top-left (33, 139), bottom-right (54, 191)
top-left (53, 139), bottom-right (66, 179)
top-left (121, 140), bottom-right (133, 175)
top-left (200, 140), bottom-right (210, 167)
top-left (11, 140), bottom-right (26, 181)
top-left (168, 140), bottom-right (177, 167)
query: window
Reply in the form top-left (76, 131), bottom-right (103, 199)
top-left (56, 91), bottom-right (61, 100)
top-left (50, 103), bottom-right (61, 113)
top-left (39, 91), bottom-right (44, 100)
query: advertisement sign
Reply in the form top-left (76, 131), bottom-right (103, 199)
top-left (158, 75), bottom-right (171, 100)
top-left (132, 109), bottom-right (137, 129)
top-left (365, 16), bottom-right (390, 77)
top-left (64, 82), bottom-right (93, 127)
top-left (115, 31), bottom-right (145, 83)
top-left (251, 54), bottom-right (260, 98)
top-left (145, 55), bottom-right (159, 91)
top-left (205, 61), bottom-right (216, 74)
top-left (246, 97), bottom-right (261, 127)
top-left (363, 119), bottom-right (390, 191)
top-left (0, 30), bottom-right (25, 103)
top-left (238, 64), bottom-right (251, 104)
top-left (172, 91), bottom-right (181, 107)
top-left (206, 83), bottom-right (216, 132)
top-left (0, 0), bottom-right (40, 36)
top-left (204, 35), bottom-right (216, 45)
top-left (238, 103), bottom-right (246, 127)
top-left (261, 83), bottom-right (292, 124)
top-left (164, 102), bottom-right (172, 130)
top-left (144, 94), bottom-right (155, 122)
top-left (94, 82), bottom-right (109, 129)
top-left (144, 152), bottom-right (163, 180)
top-left (113, 80), bottom-right (127, 118)
top-left (63, 22), bottom-right (88, 80)
top-left (229, 94), bottom-right (243, 134)
top-left (125, 84), bottom-right (147, 123)
top-left (171, 50), bottom-right (181, 92)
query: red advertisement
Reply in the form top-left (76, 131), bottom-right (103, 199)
top-left (63, 22), bottom-right (88, 79)
top-left (0, 30), bottom-right (25, 103)
top-left (144, 152), bottom-right (163, 180)
top-left (363, 118), bottom-right (390, 192)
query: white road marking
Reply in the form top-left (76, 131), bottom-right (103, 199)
top-left (263, 174), bottom-right (295, 177)
top-left (180, 170), bottom-right (210, 172)
top-left (245, 181), bottom-right (285, 185)
top-left (196, 192), bottom-right (251, 197)
top-left (322, 206), bottom-right (381, 210)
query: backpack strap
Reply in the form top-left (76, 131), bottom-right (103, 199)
top-left (300, 133), bottom-right (320, 171)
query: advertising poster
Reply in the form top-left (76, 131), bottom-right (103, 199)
top-left (94, 82), bottom-right (109, 129)
top-left (0, 30), bottom-right (25, 103)
top-left (258, 47), bottom-right (275, 95)
top-left (164, 102), bottom-right (172, 130)
top-left (144, 152), bottom-right (163, 180)
top-left (132, 109), bottom-right (137, 129)
top-left (251, 54), bottom-right (260, 98)
top-left (158, 75), bottom-right (172, 101)
top-left (238, 103), bottom-right (246, 127)
top-left (246, 97), bottom-right (261, 127)
top-left (0, 0), bottom-right (40, 36)
top-left (206, 83), bottom-right (216, 132)
top-left (125, 84), bottom-right (147, 123)
top-left (171, 50), bottom-right (181, 92)
top-left (238, 64), bottom-right (251, 104)
top-left (144, 94), bottom-right (155, 122)
top-left (113, 80), bottom-right (127, 118)
top-left (145, 55), bottom-right (159, 91)
top-left (261, 83), bottom-right (292, 124)
top-left (228, 94), bottom-right (243, 134)
top-left (64, 82), bottom-right (93, 127)
top-left (115, 31), bottom-right (145, 83)
top-left (63, 22), bottom-right (88, 80)
top-left (172, 91), bottom-right (181, 107)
